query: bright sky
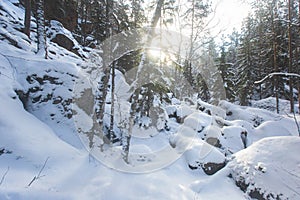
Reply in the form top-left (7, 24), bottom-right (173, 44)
top-left (208, 0), bottom-right (252, 36)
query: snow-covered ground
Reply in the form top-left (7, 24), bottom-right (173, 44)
top-left (0, 1), bottom-right (300, 199)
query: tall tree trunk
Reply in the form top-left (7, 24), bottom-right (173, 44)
top-left (288, 0), bottom-right (295, 113)
top-left (36, 0), bottom-right (47, 59)
top-left (274, 43), bottom-right (279, 113)
top-left (109, 60), bottom-right (115, 143)
top-left (189, 0), bottom-right (195, 60)
top-left (298, 0), bottom-right (300, 114)
top-left (270, 0), bottom-right (279, 113)
top-left (82, 0), bottom-right (87, 45)
top-left (24, 0), bottom-right (31, 38)
top-left (95, 0), bottom-right (114, 146)
top-left (123, 0), bottom-right (165, 163)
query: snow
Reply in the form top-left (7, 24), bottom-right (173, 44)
top-left (176, 104), bottom-right (194, 118)
top-left (184, 140), bottom-right (225, 165)
top-left (220, 126), bottom-right (247, 153)
top-left (0, 1), bottom-right (300, 199)
top-left (190, 168), bottom-right (246, 199)
top-left (250, 97), bottom-right (297, 114)
top-left (184, 111), bottom-right (212, 131)
top-left (228, 136), bottom-right (300, 199)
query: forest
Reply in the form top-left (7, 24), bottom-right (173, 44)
top-left (0, 0), bottom-right (300, 199)
top-left (17, 0), bottom-right (300, 168)
top-left (23, 0), bottom-right (300, 111)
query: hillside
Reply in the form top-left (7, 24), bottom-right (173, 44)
top-left (0, 1), bottom-right (300, 200)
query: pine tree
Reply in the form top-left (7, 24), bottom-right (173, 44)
top-left (216, 34), bottom-right (238, 102)
top-left (95, 0), bottom-right (115, 145)
top-left (130, 0), bottom-right (146, 28)
top-left (236, 0), bottom-right (299, 107)
top-left (236, 15), bottom-right (256, 105)
top-left (288, 0), bottom-right (295, 113)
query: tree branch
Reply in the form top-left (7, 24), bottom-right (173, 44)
top-left (27, 157), bottom-right (49, 187)
top-left (0, 167), bottom-right (9, 186)
top-left (254, 72), bottom-right (300, 84)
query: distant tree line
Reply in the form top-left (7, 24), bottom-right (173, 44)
top-left (214, 0), bottom-right (300, 113)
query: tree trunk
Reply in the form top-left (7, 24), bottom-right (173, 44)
top-left (150, 0), bottom-right (164, 29)
top-left (123, 0), bottom-right (165, 163)
top-left (298, 0), bottom-right (300, 114)
top-left (274, 43), bottom-right (279, 113)
top-left (24, 0), bottom-right (31, 38)
top-left (36, 0), bottom-right (47, 59)
top-left (109, 60), bottom-right (115, 143)
top-left (95, 0), bottom-right (114, 145)
top-left (271, 0), bottom-right (279, 113)
top-left (189, 0), bottom-right (195, 60)
top-left (288, 0), bottom-right (295, 113)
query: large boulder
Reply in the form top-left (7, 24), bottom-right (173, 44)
top-left (184, 140), bottom-right (226, 175)
top-left (228, 136), bottom-right (300, 200)
top-left (51, 34), bottom-right (74, 51)
top-left (48, 20), bottom-right (87, 58)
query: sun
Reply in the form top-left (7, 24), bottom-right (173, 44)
top-left (148, 49), bottom-right (167, 60)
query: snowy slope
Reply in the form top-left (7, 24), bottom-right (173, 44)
top-left (0, 1), bottom-right (300, 200)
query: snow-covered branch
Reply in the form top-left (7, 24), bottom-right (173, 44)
top-left (254, 72), bottom-right (300, 84)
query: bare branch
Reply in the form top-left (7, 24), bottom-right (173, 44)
top-left (28, 157), bottom-right (49, 187)
top-left (0, 167), bottom-right (10, 186)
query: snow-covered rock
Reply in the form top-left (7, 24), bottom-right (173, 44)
top-left (228, 136), bottom-right (300, 200)
top-left (166, 104), bottom-right (193, 123)
top-left (219, 100), bottom-right (281, 127)
top-left (184, 140), bottom-right (226, 175)
top-left (48, 20), bottom-right (88, 58)
top-left (220, 126), bottom-right (248, 154)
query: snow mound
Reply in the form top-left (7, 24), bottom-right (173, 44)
top-left (250, 120), bottom-right (294, 144)
top-left (184, 140), bottom-right (226, 175)
top-left (219, 126), bottom-right (248, 154)
top-left (165, 104), bottom-right (193, 123)
top-left (250, 97), bottom-right (297, 114)
top-left (220, 100), bottom-right (281, 127)
top-left (183, 111), bottom-right (212, 132)
top-left (228, 136), bottom-right (300, 200)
